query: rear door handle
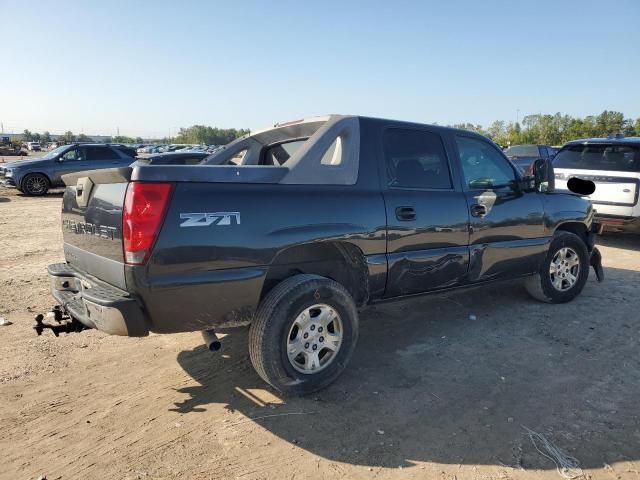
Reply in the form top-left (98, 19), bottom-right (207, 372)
top-left (395, 206), bottom-right (416, 221)
top-left (470, 204), bottom-right (487, 217)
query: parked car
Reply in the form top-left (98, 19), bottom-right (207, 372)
top-left (0, 143), bottom-right (137, 195)
top-left (46, 115), bottom-right (602, 395)
top-left (131, 151), bottom-right (209, 166)
top-left (553, 135), bottom-right (640, 233)
top-left (27, 142), bottom-right (42, 151)
top-left (505, 144), bottom-right (556, 173)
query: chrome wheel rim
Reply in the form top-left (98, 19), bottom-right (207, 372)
top-left (25, 176), bottom-right (46, 194)
top-left (286, 304), bottom-right (343, 374)
top-left (549, 247), bottom-right (580, 291)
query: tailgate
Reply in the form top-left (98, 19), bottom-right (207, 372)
top-left (61, 168), bottom-right (131, 289)
top-left (555, 168), bottom-right (639, 207)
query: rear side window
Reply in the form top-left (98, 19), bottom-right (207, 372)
top-left (554, 144), bottom-right (640, 172)
top-left (85, 146), bottom-right (116, 161)
top-left (384, 128), bottom-right (452, 189)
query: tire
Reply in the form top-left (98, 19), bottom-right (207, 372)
top-left (21, 173), bottom-right (49, 196)
top-left (525, 231), bottom-right (590, 303)
top-left (249, 274), bottom-right (359, 396)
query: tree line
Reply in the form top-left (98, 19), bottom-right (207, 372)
top-left (452, 110), bottom-right (640, 146)
top-left (18, 110), bottom-right (640, 148)
top-left (164, 125), bottom-right (250, 145)
top-left (20, 125), bottom-right (250, 146)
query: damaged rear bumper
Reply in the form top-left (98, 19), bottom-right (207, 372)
top-left (48, 263), bottom-right (149, 336)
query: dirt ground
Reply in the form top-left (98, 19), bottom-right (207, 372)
top-left (1, 185), bottom-right (639, 480)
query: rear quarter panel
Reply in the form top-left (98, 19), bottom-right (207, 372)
top-left (132, 182), bottom-right (387, 333)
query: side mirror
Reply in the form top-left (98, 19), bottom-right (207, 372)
top-left (533, 158), bottom-right (555, 193)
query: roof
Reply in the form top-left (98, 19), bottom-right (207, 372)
top-left (565, 136), bottom-right (640, 146)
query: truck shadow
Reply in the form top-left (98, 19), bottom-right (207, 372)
top-left (598, 232), bottom-right (640, 252)
top-left (175, 266), bottom-right (640, 470)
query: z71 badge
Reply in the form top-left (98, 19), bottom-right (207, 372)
top-left (179, 212), bottom-right (241, 227)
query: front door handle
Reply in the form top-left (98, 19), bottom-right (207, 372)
top-left (396, 206), bottom-right (416, 221)
top-left (470, 204), bottom-right (487, 217)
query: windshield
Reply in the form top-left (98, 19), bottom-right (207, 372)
top-left (554, 144), bottom-right (640, 172)
top-left (40, 145), bottom-right (69, 160)
top-left (505, 145), bottom-right (539, 157)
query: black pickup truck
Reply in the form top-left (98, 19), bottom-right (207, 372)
top-left (47, 115), bottom-right (603, 395)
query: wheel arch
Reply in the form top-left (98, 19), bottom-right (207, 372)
top-left (20, 171), bottom-right (52, 190)
top-left (554, 221), bottom-right (589, 245)
top-left (260, 241), bottom-right (370, 307)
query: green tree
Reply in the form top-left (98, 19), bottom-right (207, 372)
top-left (41, 131), bottom-right (51, 144)
top-left (173, 125), bottom-right (250, 145)
top-left (595, 110), bottom-right (624, 136)
top-left (60, 131), bottom-right (76, 143)
top-left (622, 119), bottom-right (636, 137)
top-left (77, 133), bottom-right (91, 142)
top-left (135, 137), bottom-right (144, 143)
top-left (113, 135), bottom-right (136, 143)
top-left (23, 129), bottom-right (32, 141)
top-left (487, 120), bottom-right (506, 144)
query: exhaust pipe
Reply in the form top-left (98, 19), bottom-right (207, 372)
top-left (202, 329), bottom-right (222, 352)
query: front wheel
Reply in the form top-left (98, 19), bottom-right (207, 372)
top-left (249, 274), bottom-right (359, 396)
top-left (525, 231), bottom-right (590, 303)
top-left (21, 173), bottom-right (49, 196)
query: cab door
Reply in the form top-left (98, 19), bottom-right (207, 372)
top-left (382, 127), bottom-right (470, 297)
top-left (452, 134), bottom-right (546, 282)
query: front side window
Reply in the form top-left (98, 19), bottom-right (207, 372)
top-left (60, 148), bottom-right (83, 162)
top-left (384, 128), bottom-right (452, 189)
top-left (456, 136), bottom-right (516, 190)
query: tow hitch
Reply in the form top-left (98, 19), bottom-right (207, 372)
top-left (34, 306), bottom-right (87, 337)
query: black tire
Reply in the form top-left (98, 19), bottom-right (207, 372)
top-left (21, 173), bottom-right (49, 196)
top-left (525, 231), bottom-right (590, 303)
top-left (249, 274), bottom-right (359, 396)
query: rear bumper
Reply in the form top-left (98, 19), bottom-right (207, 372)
top-left (594, 214), bottom-right (640, 233)
top-left (48, 263), bottom-right (149, 336)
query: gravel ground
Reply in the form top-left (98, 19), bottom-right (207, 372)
top-left (0, 187), bottom-right (639, 480)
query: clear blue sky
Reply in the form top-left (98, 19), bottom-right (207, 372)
top-left (2, 0), bottom-right (639, 138)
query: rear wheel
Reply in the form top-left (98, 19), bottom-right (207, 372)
top-left (21, 173), bottom-right (49, 196)
top-left (249, 274), bottom-right (359, 396)
top-left (525, 231), bottom-right (590, 303)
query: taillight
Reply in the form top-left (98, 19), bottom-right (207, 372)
top-left (122, 182), bottom-right (173, 265)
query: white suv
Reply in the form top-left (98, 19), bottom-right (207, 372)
top-left (554, 136), bottom-right (640, 232)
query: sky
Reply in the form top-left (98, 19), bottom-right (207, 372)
top-left (1, 0), bottom-right (639, 138)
